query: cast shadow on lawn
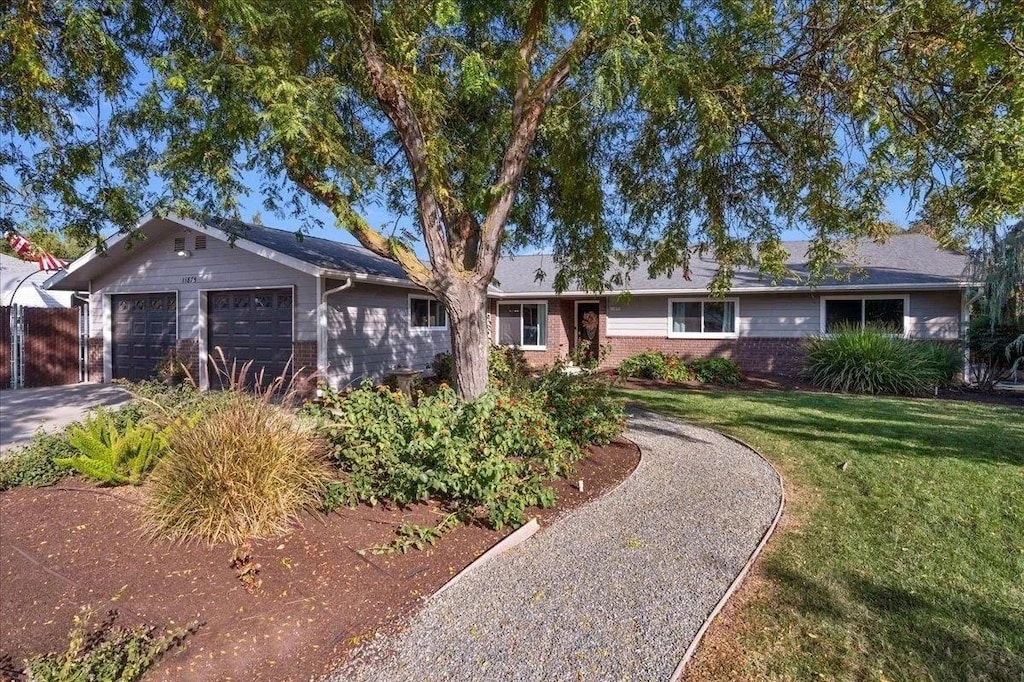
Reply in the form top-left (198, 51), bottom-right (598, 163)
top-left (622, 389), bottom-right (1024, 468)
top-left (764, 562), bottom-right (1024, 681)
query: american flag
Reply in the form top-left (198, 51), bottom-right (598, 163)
top-left (3, 230), bottom-right (68, 271)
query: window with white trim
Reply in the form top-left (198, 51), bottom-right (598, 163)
top-left (668, 299), bottom-right (738, 337)
top-left (824, 297), bottom-right (905, 334)
top-left (497, 302), bottom-right (547, 349)
top-left (409, 296), bottom-right (447, 329)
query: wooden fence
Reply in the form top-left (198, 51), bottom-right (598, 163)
top-left (1, 305), bottom-right (86, 389)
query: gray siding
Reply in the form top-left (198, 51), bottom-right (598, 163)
top-left (323, 280), bottom-right (450, 388)
top-left (88, 220), bottom-right (318, 340)
top-left (908, 290), bottom-right (962, 340)
top-left (606, 290), bottom-right (961, 339)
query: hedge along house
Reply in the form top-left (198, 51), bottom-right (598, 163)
top-left (45, 214), bottom-right (451, 390)
top-left (488, 234), bottom-right (971, 376)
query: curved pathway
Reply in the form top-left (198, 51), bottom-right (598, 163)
top-left (334, 408), bottom-right (783, 682)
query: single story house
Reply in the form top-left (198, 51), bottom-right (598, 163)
top-left (45, 214), bottom-right (969, 387)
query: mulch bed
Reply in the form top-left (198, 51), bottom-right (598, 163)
top-left (0, 439), bottom-right (639, 682)
top-left (616, 374), bottom-right (1024, 407)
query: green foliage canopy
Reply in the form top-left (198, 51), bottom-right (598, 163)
top-left (3, 0), bottom-right (1022, 294)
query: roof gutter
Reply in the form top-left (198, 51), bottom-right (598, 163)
top-left (486, 281), bottom-right (980, 298)
top-left (317, 276), bottom-right (353, 390)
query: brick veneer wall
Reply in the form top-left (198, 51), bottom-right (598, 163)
top-left (603, 336), bottom-right (807, 376)
top-left (175, 338), bottom-right (200, 381)
top-left (87, 337), bottom-right (103, 381)
top-left (291, 340), bottom-right (318, 396)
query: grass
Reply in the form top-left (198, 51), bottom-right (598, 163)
top-left (617, 387), bottom-right (1024, 681)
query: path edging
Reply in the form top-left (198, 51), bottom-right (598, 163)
top-left (668, 428), bottom-right (786, 682)
top-left (429, 436), bottom-right (644, 602)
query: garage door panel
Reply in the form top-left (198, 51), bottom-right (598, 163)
top-left (208, 288), bottom-right (292, 384)
top-left (112, 293), bottom-right (177, 381)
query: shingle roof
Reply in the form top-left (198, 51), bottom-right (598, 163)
top-left (204, 217), bottom-right (410, 280)
top-left (492, 234), bottom-right (969, 294)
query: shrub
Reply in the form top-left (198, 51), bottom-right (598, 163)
top-left (0, 431), bottom-right (75, 491)
top-left (534, 365), bottom-right (626, 448)
top-left (915, 342), bottom-right (964, 388)
top-left (966, 315), bottom-right (1024, 389)
top-left (618, 351), bottom-right (669, 380)
top-left (488, 345), bottom-right (531, 392)
top-left (688, 357), bottom-right (742, 385)
top-left (55, 410), bottom-right (166, 486)
top-left (23, 608), bottom-right (196, 682)
top-left (430, 352), bottom-right (454, 383)
top-left (804, 325), bottom-right (959, 395)
top-left (316, 383), bottom-right (577, 528)
top-left (143, 390), bottom-right (329, 545)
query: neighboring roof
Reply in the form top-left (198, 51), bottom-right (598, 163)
top-left (0, 252), bottom-right (39, 290)
top-left (201, 217), bottom-right (409, 281)
top-left (492, 234), bottom-right (970, 295)
top-left (1, 253), bottom-right (73, 306)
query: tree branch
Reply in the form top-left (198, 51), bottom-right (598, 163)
top-left (282, 151), bottom-right (436, 289)
top-left (513, 0), bottom-right (547, 124)
top-left (351, 0), bottom-right (456, 279)
top-left (475, 30), bottom-right (595, 286)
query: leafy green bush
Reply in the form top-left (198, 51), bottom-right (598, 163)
top-left (966, 314), bottom-right (1024, 388)
top-left (142, 390), bottom-right (329, 545)
top-left (804, 325), bottom-right (961, 395)
top-left (618, 351), bottom-right (741, 385)
top-left (915, 342), bottom-right (964, 388)
top-left (618, 351), bottom-right (670, 380)
top-left (534, 365), bottom-right (626, 447)
top-left (488, 345), bottom-right (531, 391)
top-left (430, 352), bottom-right (454, 383)
top-left (55, 410), bottom-right (165, 486)
top-left (0, 430), bottom-right (75, 491)
top-left (688, 357), bottom-right (743, 385)
top-left (316, 383), bottom-right (578, 528)
top-left (23, 608), bottom-right (196, 682)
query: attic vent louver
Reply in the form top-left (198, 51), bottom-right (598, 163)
top-left (173, 237), bottom-right (185, 252)
top-left (194, 235), bottom-right (207, 250)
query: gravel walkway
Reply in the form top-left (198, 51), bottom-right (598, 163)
top-left (332, 408), bottom-right (782, 682)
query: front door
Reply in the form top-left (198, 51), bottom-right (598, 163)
top-left (575, 301), bottom-right (601, 362)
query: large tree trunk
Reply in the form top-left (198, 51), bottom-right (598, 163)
top-left (445, 283), bottom-right (489, 399)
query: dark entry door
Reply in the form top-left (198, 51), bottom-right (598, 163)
top-left (112, 293), bottom-right (177, 381)
top-left (575, 301), bottom-right (600, 361)
top-left (207, 289), bottom-right (293, 383)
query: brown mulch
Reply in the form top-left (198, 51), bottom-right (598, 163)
top-left (0, 439), bottom-right (639, 682)
top-left (616, 374), bottom-right (1024, 407)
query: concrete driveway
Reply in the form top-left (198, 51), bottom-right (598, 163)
top-left (0, 384), bottom-right (132, 456)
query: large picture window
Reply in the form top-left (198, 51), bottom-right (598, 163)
top-left (409, 296), bottom-right (447, 329)
top-left (668, 299), bottom-right (738, 337)
top-left (497, 302), bottom-right (547, 349)
top-left (823, 297), bottom-right (905, 334)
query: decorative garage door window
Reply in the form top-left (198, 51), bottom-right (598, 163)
top-left (112, 293), bottom-right (177, 381)
top-left (824, 297), bottom-right (905, 334)
top-left (208, 288), bottom-right (293, 383)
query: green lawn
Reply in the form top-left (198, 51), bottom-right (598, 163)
top-left (617, 388), bottom-right (1023, 682)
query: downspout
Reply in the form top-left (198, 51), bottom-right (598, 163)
top-left (317, 276), bottom-right (353, 395)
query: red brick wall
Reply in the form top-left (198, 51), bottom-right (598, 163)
top-left (175, 338), bottom-right (200, 382)
top-left (602, 336), bottom-right (807, 376)
top-left (292, 340), bottom-right (318, 396)
top-left (87, 337), bottom-right (103, 381)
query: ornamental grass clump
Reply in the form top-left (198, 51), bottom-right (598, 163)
top-left (804, 325), bottom-right (961, 395)
top-left (142, 357), bottom-right (329, 545)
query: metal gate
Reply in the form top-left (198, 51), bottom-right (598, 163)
top-left (3, 304), bottom-right (88, 389)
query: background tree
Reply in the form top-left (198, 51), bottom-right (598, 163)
top-left (3, 0), bottom-right (1023, 397)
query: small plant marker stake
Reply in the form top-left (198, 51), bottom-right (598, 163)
top-left (578, 480), bottom-right (584, 493)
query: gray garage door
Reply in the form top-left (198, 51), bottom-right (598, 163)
top-left (112, 293), bottom-right (177, 381)
top-left (208, 289), bottom-right (293, 384)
